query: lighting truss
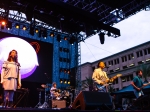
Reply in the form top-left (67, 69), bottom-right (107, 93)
top-left (60, 0), bottom-right (150, 26)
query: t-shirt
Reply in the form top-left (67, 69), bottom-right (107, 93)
top-left (133, 76), bottom-right (143, 88)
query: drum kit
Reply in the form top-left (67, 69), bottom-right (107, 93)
top-left (35, 84), bottom-right (74, 109)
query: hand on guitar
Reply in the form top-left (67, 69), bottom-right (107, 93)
top-left (136, 87), bottom-right (141, 91)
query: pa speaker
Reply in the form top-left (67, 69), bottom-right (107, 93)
top-left (131, 95), bottom-right (150, 110)
top-left (72, 91), bottom-right (112, 110)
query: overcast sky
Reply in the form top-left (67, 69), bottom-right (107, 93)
top-left (80, 10), bottom-right (150, 64)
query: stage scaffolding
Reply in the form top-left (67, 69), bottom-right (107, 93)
top-left (0, 9), bottom-right (82, 95)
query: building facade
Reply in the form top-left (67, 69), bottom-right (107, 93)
top-left (81, 41), bottom-right (150, 91)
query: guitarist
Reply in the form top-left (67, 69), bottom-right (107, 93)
top-left (131, 69), bottom-right (149, 99)
top-left (92, 61), bottom-right (109, 92)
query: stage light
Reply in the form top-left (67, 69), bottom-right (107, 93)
top-left (67, 69), bottom-right (70, 74)
top-left (50, 32), bottom-right (54, 37)
top-left (1, 21), bottom-right (6, 26)
top-left (6, 21), bottom-right (12, 30)
top-left (64, 36), bottom-right (67, 40)
top-left (22, 25), bottom-right (27, 30)
top-left (60, 79), bottom-right (63, 83)
top-left (15, 23), bottom-right (20, 29)
top-left (1, 21), bottom-right (6, 29)
top-left (57, 34), bottom-right (61, 42)
top-left (35, 28), bottom-right (39, 33)
top-left (64, 80), bottom-right (67, 84)
top-left (67, 80), bottom-right (70, 84)
top-left (99, 33), bottom-right (105, 44)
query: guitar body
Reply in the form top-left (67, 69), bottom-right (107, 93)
top-left (96, 84), bottom-right (108, 92)
top-left (96, 74), bottom-right (122, 92)
top-left (133, 89), bottom-right (144, 98)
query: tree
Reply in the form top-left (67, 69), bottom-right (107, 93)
top-left (137, 64), bottom-right (150, 82)
top-left (81, 76), bottom-right (94, 91)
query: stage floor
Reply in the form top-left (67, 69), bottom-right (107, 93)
top-left (0, 107), bottom-right (150, 112)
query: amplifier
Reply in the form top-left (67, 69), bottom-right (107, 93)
top-left (51, 100), bottom-right (66, 108)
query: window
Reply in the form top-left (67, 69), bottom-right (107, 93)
top-left (113, 79), bottom-right (118, 84)
top-left (114, 58), bottom-right (119, 64)
top-left (148, 48), bottom-right (150, 54)
top-left (144, 49), bottom-right (147, 55)
top-left (123, 65), bottom-right (128, 69)
top-left (136, 50), bottom-right (143, 57)
top-left (121, 74), bottom-right (133, 82)
top-left (129, 74), bottom-right (133, 80)
top-left (138, 61), bottom-right (144, 65)
top-left (108, 60), bottom-right (113, 66)
top-left (110, 70), bottom-right (114, 73)
top-left (121, 56), bottom-right (127, 62)
top-left (128, 53), bottom-right (134, 60)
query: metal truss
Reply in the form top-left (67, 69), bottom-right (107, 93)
top-left (60, 0), bottom-right (150, 26)
top-left (74, 42), bottom-right (81, 98)
top-left (103, 0), bottom-right (150, 26)
top-left (0, 14), bottom-right (77, 90)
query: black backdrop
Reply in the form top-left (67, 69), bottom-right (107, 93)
top-left (0, 31), bottom-right (53, 107)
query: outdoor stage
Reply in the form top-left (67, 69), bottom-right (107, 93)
top-left (0, 108), bottom-right (150, 112)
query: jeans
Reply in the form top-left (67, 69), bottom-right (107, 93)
top-left (4, 90), bottom-right (14, 101)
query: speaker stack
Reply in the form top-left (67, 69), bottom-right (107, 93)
top-left (71, 91), bottom-right (113, 110)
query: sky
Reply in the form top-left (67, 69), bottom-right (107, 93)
top-left (81, 10), bottom-right (150, 64)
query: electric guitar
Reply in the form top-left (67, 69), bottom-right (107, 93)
top-left (96, 74), bottom-right (122, 92)
top-left (133, 82), bottom-right (150, 98)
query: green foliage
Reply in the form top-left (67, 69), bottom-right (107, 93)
top-left (81, 76), bottom-right (94, 91)
top-left (137, 64), bottom-right (150, 82)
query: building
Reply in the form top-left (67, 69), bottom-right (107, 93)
top-left (81, 41), bottom-right (150, 91)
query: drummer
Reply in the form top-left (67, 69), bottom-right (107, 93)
top-left (50, 82), bottom-right (60, 100)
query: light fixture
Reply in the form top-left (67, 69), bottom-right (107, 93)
top-left (35, 28), bottom-right (39, 33)
top-left (64, 80), bottom-right (67, 84)
top-left (1, 21), bottom-right (6, 29)
top-left (99, 33), bottom-right (105, 44)
top-left (67, 80), bottom-right (70, 84)
top-left (60, 79), bottom-right (63, 83)
top-left (64, 36), bottom-right (67, 40)
top-left (22, 25), bottom-right (27, 30)
top-left (50, 32), bottom-right (54, 37)
top-left (15, 23), bottom-right (20, 29)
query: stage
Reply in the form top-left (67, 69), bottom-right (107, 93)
top-left (0, 108), bottom-right (150, 112)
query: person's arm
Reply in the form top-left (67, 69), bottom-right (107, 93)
top-left (18, 70), bottom-right (21, 88)
top-left (0, 62), bottom-right (6, 84)
top-left (131, 80), bottom-right (141, 91)
top-left (92, 69), bottom-right (103, 85)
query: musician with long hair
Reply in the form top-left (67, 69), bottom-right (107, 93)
top-left (1, 50), bottom-right (21, 108)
